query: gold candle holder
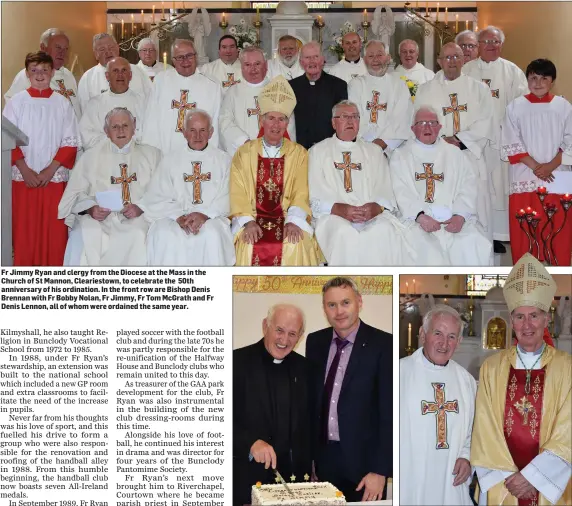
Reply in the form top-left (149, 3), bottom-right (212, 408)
top-left (550, 304), bottom-right (557, 339)
top-left (314, 16), bottom-right (325, 45)
top-left (361, 20), bottom-right (370, 43)
top-left (253, 19), bottom-right (263, 46)
top-left (404, 344), bottom-right (416, 356)
top-left (219, 12), bottom-right (228, 30)
top-left (468, 298), bottom-right (476, 337)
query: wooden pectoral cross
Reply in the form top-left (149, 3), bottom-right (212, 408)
top-left (184, 161), bottom-right (211, 205)
top-left (223, 73), bottom-right (241, 88)
top-left (334, 152), bottom-right (362, 193)
top-left (171, 89), bottom-right (197, 132)
top-left (442, 93), bottom-right (467, 135)
top-left (482, 79), bottom-right (500, 99)
top-left (55, 79), bottom-right (76, 102)
top-left (247, 96), bottom-right (260, 117)
top-left (415, 163), bottom-right (444, 203)
top-left (366, 90), bottom-right (387, 124)
top-left (421, 382), bottom-right (459, 449)
top-left (110, 163), bottom-right (137, 206)
top-left (514, 396), bottom-right (535, 426)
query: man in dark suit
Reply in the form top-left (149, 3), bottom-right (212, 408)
top-left (306, 277), bottom-right (392, 502)
top-left (290, 41), bottom-right (347, 149)
top-left (233, 304), bottom-right (311, 506)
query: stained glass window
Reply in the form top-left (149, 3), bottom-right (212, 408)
top-left (466, 274), bottom-right (508, 296)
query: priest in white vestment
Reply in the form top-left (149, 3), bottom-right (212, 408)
top-left (267, 35), bottom-right (304, 81)
top-left (220, 46), bottom-right (296, 156)
top-left (79, 57), bottom-right (146, 150)
top-left (456, 31), bottom-right (479, 64)
top-left (58, 108), bottom-right (160, 266)
top-left (416, 42), bottom-right (496, 241)
top-left (140, 110), bottom-right (235, 266)
top-left (199, 35), bottom-right (242, 94)
top-left (142, 39), bottom-right (222, 154)
top-left (348, 40), bottom-right (413, 155)
top-left (392, 107), bottom-right (493, 265)
top-left (393, 39), bottom-right (435, 95)
top-left (400, 304), bottom-right (477, 506)
top-left (463, 26), bottom-right (528, 245)
top-left (329, 32), bottom-right (368, 83)
top-left (4, 28), bottom-right (81, 119)
top-left (77, 33), bottom-right (151, 114)
top-left (309, 100), bottom-right (411, 265)
top-left (472, 254), bottom-right (571, 505)
top-left (136, 38), bottom-right (173, 82)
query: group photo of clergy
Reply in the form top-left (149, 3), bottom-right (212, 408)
top-left (232, 275), bottom-right (392, 505)
top-left (399, 255), bottom-right (571, 505)
top-left (2, 15), bottom-right (571, 267)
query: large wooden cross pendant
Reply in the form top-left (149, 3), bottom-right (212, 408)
top-left (415, 163), bottom-right (444, 203)
top-left (184, 161), bottom-right (211, 205)
top-left (334, 152), bottom-right (362, 193)
top-left (110, 163), bottom-right (137, 206)
top-left (442, 93), bottom-right (468, 135)
top-left (171, 89), bottom-right (197, 132)
top-left (421, 382), bottom-right (459, 449)
top-left (366, 90), bottom-right (387, 124)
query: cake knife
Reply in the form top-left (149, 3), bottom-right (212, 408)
top-left (274, 469), bottom-right (295, 497)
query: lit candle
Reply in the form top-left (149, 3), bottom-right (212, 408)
top-left (436, 3), bottom-right (439, 22)
top-left (173, 1), bottom-right (176, 13)
top-left (152, 5), bottom-right (155, 23)
top-left (474, 24), bottom-right (478, 32)
top-left (445, 7), bottom-right (448, 23)
top-left (465, 19), bottom-right (469, 30)
top-left (162, 2), bottom-right (165, 18)
top-left (121, 19), bottom-right (124, 39)
top-left (141, 10), bottom-right (144, 25)
top-left (413, 278), bottom-right (416, 294)
top-left (425, 1), bottom-right (428, 16)
top-left (408, 323), bottom-right (412, 347)
top-left (455, 14), bottom-right (459, 33)
top-left (363, 9), bottom-right (367, 22)
top-left (222, 12), bottom-right (226, 23)
top-left (406, 281), bottom-right (409, 295)
top-left (163, 52), bottom-right (167, 70)
top-left (256, 6), bottom-right (260, 22)
top-left (444, 298), bottom-right (448, 304)
top-left (131, 13), bottom-right (134, 33)
top-left (109, 23), bottom-right (113, 35)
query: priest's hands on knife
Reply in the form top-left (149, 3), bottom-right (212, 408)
top-left (250, 439), bottom-right (277, 469)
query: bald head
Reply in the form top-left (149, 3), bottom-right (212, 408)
top-left (438, 42), bottom-right (463, 80)
top-left (106, 57), bottom-right (132, 93)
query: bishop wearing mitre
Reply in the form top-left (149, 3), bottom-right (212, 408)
top-left (139, 110), bottom-right (235, 266)
top-left (230, 76), bottom-right (321, 266)
top-left (472, 253), bottom-right (571, 505)
top-left (58, 108), bottom-right (160, 265)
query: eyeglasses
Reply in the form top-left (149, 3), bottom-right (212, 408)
top-left (459, 43), bottom-right (477, 50)
top-left (479, 39), bottom-right (502, 46)
top-left (414, 120), bottom-right (440, 127)
top-left (333, 114), bottom-right (360, 121)
top-left (442, 55), bottom-right (462, 62)
top-left (172, 53), bottom-right (196, 62)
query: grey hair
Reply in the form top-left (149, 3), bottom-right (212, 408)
top-left (184, 108), bottom-right (212, 130)
top-left (399, 39), bottom-right (419, 53)
top-left (332, 100), bottom-right (359, 118)
top-left (413, 105), bottom-right (441, 124)
top-left (93, 33), bottom-right (117, 50)
top-left (422, 304), bottom-right (464, 337)
top-left (137, 38), bottom-right (156, 51)
top-left (478, 25), bottom-right (505, 43)
top-left (171, 38), bottom-right (195, 58)
top-left (266, 304), bottom-right (306, 336)
top-left (103, 107), bottom-right (135, 131)
top-left (455, 30), bottom-right (478, 44)
top-left (322, 276), bottom-right (360, 297)
top-left (40, 28), bottom-right (66, 47)
top-left (239, 45), bottom-right (266, 62)
top-left (364, 39), bottom-right (386, 52)
top-left (300, 40), bottom-right (323, 57)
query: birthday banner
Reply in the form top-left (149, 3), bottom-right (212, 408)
top-left (233, 275), bottom-right (393, 295)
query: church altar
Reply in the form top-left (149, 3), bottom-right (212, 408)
top-left (107, 2), bottom-right (479, 71)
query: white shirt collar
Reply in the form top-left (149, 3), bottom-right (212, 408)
top-left (110, 138), bottom-right (134, 154)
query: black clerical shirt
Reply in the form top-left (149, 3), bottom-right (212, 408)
top-left (290, 72), bottom-right (348, 149)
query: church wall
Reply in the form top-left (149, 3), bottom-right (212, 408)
top-left (477, 1), bottom-right (572, 99)
top-left (232, 292), bottom-right (392, 354)
top-left (1, 2), bottom-right (107, 102)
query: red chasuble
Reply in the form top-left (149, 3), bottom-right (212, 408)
top-left (251, 155), bottom-right (286, 266)
top-left (503, 366), bottom-right (546, 506)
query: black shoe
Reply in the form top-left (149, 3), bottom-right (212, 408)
top-left (494, 241), bottom-right (506, 254)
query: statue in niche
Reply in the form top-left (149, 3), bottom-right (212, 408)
top-left (372, 6), bottom-right (395, 54)
top-left (486, 317), bottom-right (506, 349)
top-left (186, 8), bottom-right (211, 60)
top-left (557, 296), bottom-right (572, 337)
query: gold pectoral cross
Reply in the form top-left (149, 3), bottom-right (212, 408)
top-left (514, 396), bottom-right (535, 426)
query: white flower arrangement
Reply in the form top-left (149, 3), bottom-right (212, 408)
top-left (229, 18), bottom-right (259, 49)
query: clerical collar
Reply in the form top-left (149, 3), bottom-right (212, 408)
top-left (345, 57), bottom-right (361, 64)
top-left (421, 348), bottom-right (448, 369)
top-left (517, 343), bottom-right (545, 356)
top-left (306, 73), bottom-right (322, 85)
top-left (334, 134), bottom-right (357, 147)
top-left (111, 138), bottom-right (134, 154)
top-left (143, 61), bottom-right (157, 68)
top-left (187, 142), bottom-right (209, 152)
top-left (244, 78), bottom-right (267, 88)
top-left (414, 138), bottom-right (438, 149)
top-left (525, 93), bottom-right (554, 103)
top-left (27, 87), bottom-right (53, 98)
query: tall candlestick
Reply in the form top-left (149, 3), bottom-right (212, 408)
top-left (141, 9), bottom-right (144, 25)
top-left (455, 14), bottom-right (459, 33)
top-left (436, 3), bottom-right (439, 22)
top-left (163, 52), bottom-right (167, 70)
top-left (408, 323), bottom-right (412, 347)
top-left (131, 13), bottom-right (134, 34)
top-left (109, 23), bottom-right (113, 35)
top-left (152, 5), bottom-right (155, 23)
top-left (363, 9), bottom-right (367, 22)
top-left (413, 279), bottom-right (416, 294)
top-left (405, 281), bottom-right (409, 295)
top-left (121, 19), bottom-right (124, 39)
top-left (256, 6), bottom-right (260, 21)
top-left (465, 19), bottom-right (469, 30)
top-left (222, 12), bottom-right (226, 22)
top-left (445, 7), bottom-right (448, 23)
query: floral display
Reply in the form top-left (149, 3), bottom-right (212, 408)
top-left (400, 75), bottom-right (418, 101)
top-left (228, 18), bottom-right (258, 49)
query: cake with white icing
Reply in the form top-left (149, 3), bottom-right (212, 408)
top-left (251, 482), bottom-right (346, 505)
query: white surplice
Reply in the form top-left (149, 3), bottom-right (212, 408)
top-left (79, 89), bottom-right (146, 150)
top-left (139, 143), bottom-right (235, 266)
top-left (463, 57), bottom-right (528, 240)
top-left (400, 348), bottom-right (477, 506)
top-left (309, 135), bottom-right (412, 265)
top-left (391, 138), bottom-right (493, 265)
top-left (136, 60), bottom-right (173, 82)
top-left (77, 63), bottom-right (152, 115)
top-left (267, 58), bottom-right (304, 81)
top-left (219, 78), bottom-right (296, 156)
top-left (348, 72), bottom-right (414, 154)
top-left (393, 62), bottom-right (435, 87)
top-left (58, 138), bottom-right (160, 266)
top-left (415, 73), bottom-right (496, 239)
top-left (475, 345), bottom-right (572, 506)
top-left (4, 66), bottom-right (81, 119)
top-left (141, 68), bottom-right (222, 154)
top-left (501, 94), bottom-right (572, 195)
top-left (328, 57), bottom-right (368, 83)
top-left (200, 58), bottom-right (243, 95)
